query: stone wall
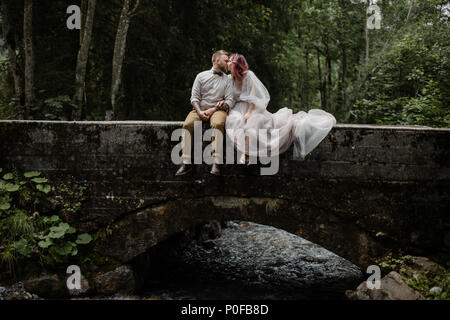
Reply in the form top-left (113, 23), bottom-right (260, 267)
top-left (1, 120), bottom-right (449, 267)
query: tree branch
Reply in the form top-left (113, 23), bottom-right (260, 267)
top-left (128, 0), bottom-right (140, 17)
top-left (404, 0), bottom-right (414, 27)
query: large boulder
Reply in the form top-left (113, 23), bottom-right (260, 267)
top-left (92, 265), bottom-right (137, 295)
top-left (137, 221), bottom-right (364, 299)
top-left (23, 274), bottom-right (69, 299)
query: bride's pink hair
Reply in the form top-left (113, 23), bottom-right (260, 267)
top-left (230, 53), bottom-right (249, 82)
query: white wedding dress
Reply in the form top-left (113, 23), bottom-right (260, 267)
top-left (225, 70), bottom-right (336, 160)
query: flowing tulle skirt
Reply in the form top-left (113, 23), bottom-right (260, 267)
top-left (225, 101), bottom-right (336, 159)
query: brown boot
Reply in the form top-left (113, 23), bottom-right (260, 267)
top-left (210, 163), bottom-right (221, 176)
top-left (175, 163), bottom-right (192, 176)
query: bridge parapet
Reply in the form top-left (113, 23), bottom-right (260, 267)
top-left (1, 120), bottom-right (449, 267)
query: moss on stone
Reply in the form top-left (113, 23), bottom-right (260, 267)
top-left (51, 122), bottom-right (70, 145)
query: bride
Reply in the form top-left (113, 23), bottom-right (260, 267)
top-left (221, 53), bottom-right (336, 165)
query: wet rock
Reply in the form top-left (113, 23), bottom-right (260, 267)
top-left (93, 265), bottom-right (137, 295)
top-left (346, 271), bottom-right (426, 300)
top-left (429, 286), bottom-right (442, 296)
top-left (94, 293), bottom-right (143, 300)
top-left (196, 220), bottom-right (222, 244)
top-left (7, 293), bottom-right (27, 300)
top-left (0, 282), bottom-right (35, 300)
top-left (23, 274), bottom-right (69, 298)
top-left (144, 221), bottom-right (364, 299)
top-left (68, 274), bottom-right (91, 297)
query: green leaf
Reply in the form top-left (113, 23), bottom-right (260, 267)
top-left (36, 184), bottom-right (51, 194)
top-left (38, 238), bottom-right (53, 248)
top-left (0, 202), bottom-right (10, 210)
top-left (0, 197), bottom-right (11, 210)
top-left (42, 215), bottom-right (60, 224)
top-left (31, 177), bottom-right (48, 184)
top-left (24, 171), bottom-right (41, 178)
top-left (48, 222), bottom-right (70, 239)
top-left (5, 183), bottom-right (20, 192)
top-left (53, 242), bottom-right (76, 256)
top-left (67, 226), bottom-right (76, 234)
top-left (12, 239), bottom-right (32, 257)
top-left (48, 230), bottom-right (65, 239)
top-left (76, 233), bottom-right (92, 245)
top-left (3, 173), bottom-right (13, 180)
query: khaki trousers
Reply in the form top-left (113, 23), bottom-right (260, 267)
top-left (181, 109), bottom-right (227, 164)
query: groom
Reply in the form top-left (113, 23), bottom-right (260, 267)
top-left (175, 50), bottom-right (234, 176)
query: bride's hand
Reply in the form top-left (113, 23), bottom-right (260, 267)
top-left (244, 111), bottom-right (252, 123)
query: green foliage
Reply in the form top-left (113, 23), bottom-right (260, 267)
top-left (0, 168), bottom-right (91, 275)
top-left (406, 269), bottom-right (450, 300)
top-left (39, 95), bottom-right (79, 121)
top-left (375, 253), bottom-right (450, 300)
top-left (352, 17), bottom-right (450, 128)
top-left (58, 182), bottom-right (87, 215)
top-left (0, 0), bottom-right (448, 127)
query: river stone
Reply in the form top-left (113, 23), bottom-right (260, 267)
top-left (23, 274), bottom-right (69, 298)
top-left (346, 271), bottom-right (426, 300)
top-left (93, 265), bottom-right (137, 295)
top-left (68, 274), bottom-right (91, 297)
top-left (155, 221), bottom-right (364, 298)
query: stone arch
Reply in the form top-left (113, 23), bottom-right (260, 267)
top-left (93, 196), bottom-right (380, 268)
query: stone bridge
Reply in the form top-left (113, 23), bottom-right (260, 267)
top-left (1, 120), bottom-right (449, 268)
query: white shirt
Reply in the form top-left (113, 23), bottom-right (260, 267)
top-left (190, 69), bottom-right (234, 110)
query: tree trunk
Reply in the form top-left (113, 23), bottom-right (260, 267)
top-left (325, 39), bottom-right (332, 113)
top-left (304, 46), bottom-right (309, 109)
top-left (23, 0), bottom-right (34, 118)
top-left (316, 48), bottom-right (325, 109)
top-left (73, 0), bottom-right (97, 120)
top-left (341, 47), bottom-right (349, 121)
top-left (109, 0), bottom-right (139, 120)
top-left (297, 40), bottom-right (306, 109)
top-left (405, 0), bottom-right (414, 26)
top-left (1, 0), bottom-right (23, 100)
top-left (80, 0), bottom-right (87, 44)
top-left (364, 2), bottom-right (370, 97)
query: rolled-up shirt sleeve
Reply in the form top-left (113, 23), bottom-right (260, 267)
top-left (224, 77), bottom-right (234, 110)
top-left (190, 74), bottom-right (201, 105)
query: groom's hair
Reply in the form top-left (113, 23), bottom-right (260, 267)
top-left (212, 50), bottom-right (229, 65)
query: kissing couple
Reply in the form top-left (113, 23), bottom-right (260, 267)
top-left (176, 50), bottom-right (336, 176)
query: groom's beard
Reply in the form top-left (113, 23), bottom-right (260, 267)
top-left (218, 65), bottom-right (227, 74)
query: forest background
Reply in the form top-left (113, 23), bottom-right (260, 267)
top-left (0, 0), bottom-right (449, 127)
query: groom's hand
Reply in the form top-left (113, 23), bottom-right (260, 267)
top-left (198, 110), bottom-right (210, 121)
top-left (193, 102), bottom-right (210, 121)
top-left (215, 100), bottom-right (225, 108)
top-left (215, 100), bottom-right (229, 113)
top-left (203, 108), bottom-right (216, 118)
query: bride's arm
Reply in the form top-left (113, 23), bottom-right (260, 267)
top-left (244, 103), bottom-right (255, 123)
top-left (240, 71), bottom-right (270, 113)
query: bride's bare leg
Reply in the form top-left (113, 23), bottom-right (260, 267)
top-left (244, 136), bottom-right (250, 165)
top-left (239, 136), bottom-right (250, 165)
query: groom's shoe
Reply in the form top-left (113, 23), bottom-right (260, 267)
top-left (175, 163), bottom-right (192, 176)
top-left (210, 163), bottom-right (221, 176)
